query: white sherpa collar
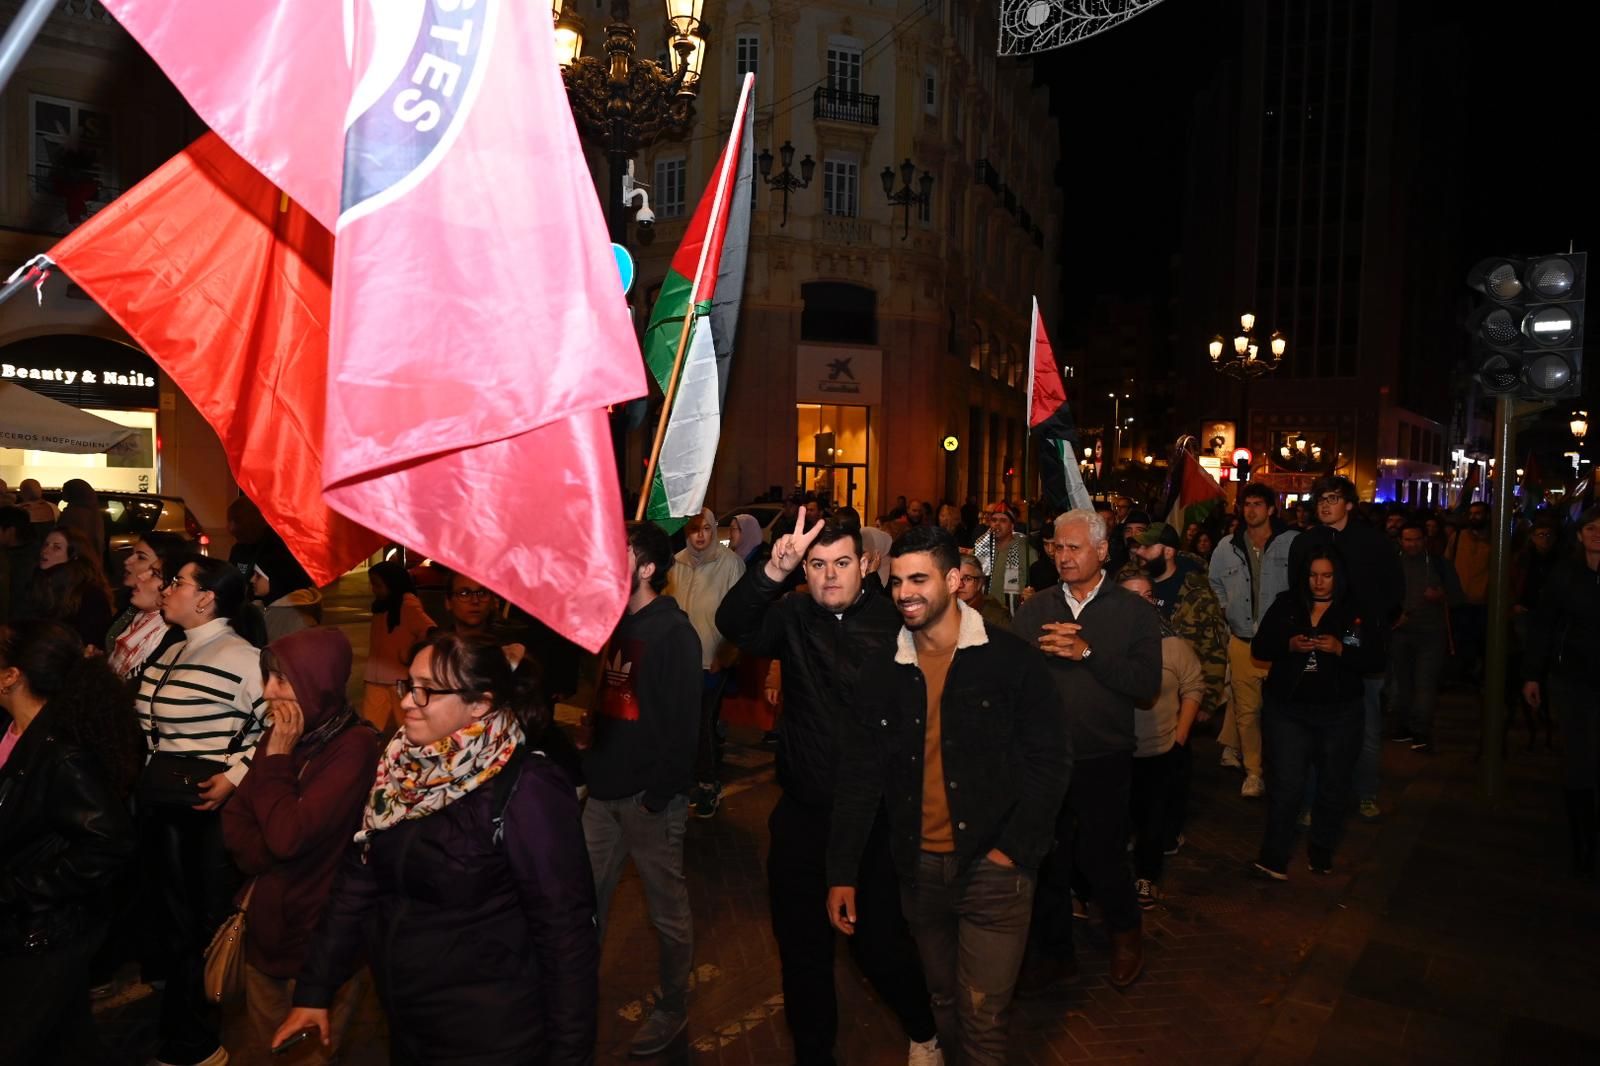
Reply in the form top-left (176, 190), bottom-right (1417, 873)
top-left (894, 598), bottom-right (991, 665)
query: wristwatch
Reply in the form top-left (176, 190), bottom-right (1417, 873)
top-left (1079, 644), bottom-right (1093, 661)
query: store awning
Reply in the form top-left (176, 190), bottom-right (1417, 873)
top-left (0, 381), bottom-right (137, 454)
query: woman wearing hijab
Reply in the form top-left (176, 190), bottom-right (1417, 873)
top-left (273, 633), bottom-right (597, 1064)
top-left (222, 628), bottom-right (382, 1063)
top-left (105, 534), bottom-right (186, 683)
top-left (0, 620), bottom-right (142, 1064)
top-left (728, 513), bottom-right (768, 566)
top-left (667, 508), bottom-right (746, 818)
top-left (361, 561), bottom-right (435, 731)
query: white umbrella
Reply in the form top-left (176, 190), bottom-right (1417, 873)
top-left (0, 381), bottom-right (137, 454)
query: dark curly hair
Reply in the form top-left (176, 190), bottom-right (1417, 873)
top-left (410, 631), bottom-right (547, 735)
top-left (0, 620), bottom-right (144, 797)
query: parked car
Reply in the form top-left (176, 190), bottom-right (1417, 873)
top-left (717, 503), bottom-right (785, 550)
top-left (42, 489), bottom-right (207, 562)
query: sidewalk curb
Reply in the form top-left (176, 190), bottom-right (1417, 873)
top-left (1246, 773), bottom-right (1444, 1065)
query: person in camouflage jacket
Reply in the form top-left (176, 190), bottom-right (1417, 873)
top-left (1119, 524), bottom-right (1229, 717)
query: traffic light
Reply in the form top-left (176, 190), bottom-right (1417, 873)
top-left (1466, 252), bottom-right (1585, 399)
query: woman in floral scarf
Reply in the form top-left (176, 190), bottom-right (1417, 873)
top-left (273, 633), bottom-right (597, 1065)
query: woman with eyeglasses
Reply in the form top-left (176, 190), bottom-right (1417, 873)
top-left (135, 554), bottom-right (268, 1066)
top-left (105, 534), bottom-right (187, 683)
top-left (222, 628), bottom-right (381, 1064)
top-left (272, 632), bottom-right (597, 1064)
top-left (361, 561), bottom-right (435, 732)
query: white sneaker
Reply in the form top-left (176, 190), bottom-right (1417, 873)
top-left (1220, 746), bottom-right (1245, 770)
top-left (908, 1036), bottom-right (944, 1066)
top-left (1240, 774), bottom-right (1265, 798)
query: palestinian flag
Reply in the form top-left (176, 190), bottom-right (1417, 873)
top-left (641, 74), bottom-right (756, 529)
top-left (1165, 447), bottom-right (1226, 530)
top-left (1027, 297), bottom-right (1092, 511)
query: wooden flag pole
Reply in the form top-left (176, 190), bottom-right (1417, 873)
top-left (635, 304), bottom-right (701, 521)
top-left (634, 74), bottom-right (755, 523)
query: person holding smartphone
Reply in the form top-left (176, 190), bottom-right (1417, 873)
top-left (1249, 545), bottom-right (1383, 880)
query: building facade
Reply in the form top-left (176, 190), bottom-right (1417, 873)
top-left (585, 0), bottom-right (1062, 519)
top-left (1179, 0), bottom-right (1462, 508)
top-left (0, 1), bottom-right (239, 548)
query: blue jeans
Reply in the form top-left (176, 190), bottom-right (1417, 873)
top-left (583, 794), bottom-right (693, 1014)
top-left (902, 853), bottom-right (1035, 1066)
top-left (1261, 697), bottom-right (1364, 872)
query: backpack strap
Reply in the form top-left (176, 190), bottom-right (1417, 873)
top-left (491, 742), bottom-right (535, 848)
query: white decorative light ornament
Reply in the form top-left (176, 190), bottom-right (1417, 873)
top-left (999, 0), bottom-right (1169, 56)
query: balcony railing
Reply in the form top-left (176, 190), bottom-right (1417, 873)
top-left (813, 86), bottom-right (879, 126)
top-left (816, 215), bottom-right (875, 245)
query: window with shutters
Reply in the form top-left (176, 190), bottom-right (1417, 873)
top-left (654, 157), bottom-right (686, 218)
top-left (823, 158), bottom-right (859, 217)
top-left (826, 47), bottom-right (862, 95)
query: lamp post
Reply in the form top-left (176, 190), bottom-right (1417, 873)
top-left (881, 158), bottom-right (934, 240)
top-left (1108, 391), bottom-right (1129, 464)
top-left (555, 0), bottom-right (707, 245)
top-left (1207, 311), bottom-right (1287, 379)
top-left (758, 141), bottom-right (814, 227)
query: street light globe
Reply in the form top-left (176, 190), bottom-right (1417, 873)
top-left (1572, 411), bottom-right (1589, 441)
top-left (1208, 335), bottom-right (1224, 361)
top-left (674, 32), bottom-right (707, 96)
top-left (1270, 330), bottom-right (1286, 358)
top-left (1233, 333), bottom-right (1249, 355)
top-left (1143, 454), bottom-right (1154, 465)
top-left (1240, 312), bottom-right (1256, 332)
top-left (664, 0), bottom-right (705, 37)
top-left (553, 18), bottom-right (584, 66)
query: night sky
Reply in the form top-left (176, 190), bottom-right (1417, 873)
top-left (1038, 0), bottom-right (1594, 338)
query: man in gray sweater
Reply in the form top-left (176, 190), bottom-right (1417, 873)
top-left (1012, 509), bottom-right (1162, 991)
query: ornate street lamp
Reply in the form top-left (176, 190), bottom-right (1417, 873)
top-left (1208, 311), bottom-right (1286, 379)
top-left (1572, 410), bottom-right (1589, 442)
top-left (758, 141), bottom-right (815, 227)
top-left (882, 158), bottom-right (934, 240)
top-left (556, 0), bottom-right (707, 244)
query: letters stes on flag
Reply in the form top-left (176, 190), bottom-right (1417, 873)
top-left (101, 0), bottom-right (647, 649)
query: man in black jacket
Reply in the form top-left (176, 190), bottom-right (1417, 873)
top-left (582, 522), bottom-right (701, 1056)
top-left (1012, 509), bottom-right (1162, 990)
top-left (827, 527), bottom-right (1068, 1065)
top-left (1287, 476), bottom-right (1403, 821)
top-left (716, 515), bottom-right (939, 1066)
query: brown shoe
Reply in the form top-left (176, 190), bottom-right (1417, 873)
top-left (1109, 926), bottom-right (1144, 988)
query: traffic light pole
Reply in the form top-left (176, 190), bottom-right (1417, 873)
top-left (1480, 394), bottom-right (1516, 804)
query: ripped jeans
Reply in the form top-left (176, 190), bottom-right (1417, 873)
top-left (901, 852), bottom-right (1035, 1066)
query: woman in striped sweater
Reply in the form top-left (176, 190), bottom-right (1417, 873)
top-left (136, 554), bottom-right (267, 1066)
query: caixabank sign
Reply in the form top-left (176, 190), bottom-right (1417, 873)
top-left (0, 335), bottom-right (160, 410)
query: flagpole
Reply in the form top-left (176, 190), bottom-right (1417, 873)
top-left (0, 0), bottom-right (53, 98)
top-left (635, 74), bottom-right (755, 522)
top-left (1020, 298), bottom-right (1038, 578)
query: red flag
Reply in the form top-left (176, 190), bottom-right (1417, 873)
top-left (99, 1), bottom-right (648, 649)
top-left (1027, 298), bottom-right (1069, 429)
top-left (49, 135), bottom-right (382, 582)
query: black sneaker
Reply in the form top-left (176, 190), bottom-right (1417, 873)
top-left (1389, 729), bottom-right (1416, 744)
top-left (1307, 852), bottom-right (1333, 875)
top-left (1409, 735), bottom-right (1432, 753)
top-left (689, 782), bottom-right (721, 819)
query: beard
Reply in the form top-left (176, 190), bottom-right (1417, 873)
top-left (1140, 553), bottom-right (1167, 576)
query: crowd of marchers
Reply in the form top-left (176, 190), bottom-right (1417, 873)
top-left (1, 471), bottom-right (1597, 1066)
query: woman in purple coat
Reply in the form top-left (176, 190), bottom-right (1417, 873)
top-left (273, 633), bottom-right (597, 1066)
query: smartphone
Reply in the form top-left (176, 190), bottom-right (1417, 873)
top-left (272, 1029), bottom-right (315, 1055)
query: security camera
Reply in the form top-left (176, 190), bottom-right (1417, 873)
top-left (622, 160), bottom-right (654, 229)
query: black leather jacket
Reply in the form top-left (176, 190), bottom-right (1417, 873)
top-left (715, 567), bottom-right (902, 810)
top-left (0, 705), bottom-right (135, 954)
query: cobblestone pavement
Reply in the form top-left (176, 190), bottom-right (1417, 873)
top-left (95, 578), bottom-right (1599, 1064)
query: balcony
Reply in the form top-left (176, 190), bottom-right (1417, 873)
top-left (813, 86), bottom-right (879, 126)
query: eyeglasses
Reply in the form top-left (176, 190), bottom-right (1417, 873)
top-left (392, 681), bottom-right (474, 707)
top-left (958, 574), bottom-right (984, 585)
top-left (1316, 494), bottom-right (1347, 506)
top-left (451, 588), bottom-right (494, 602)
top-left (165, 576), bottom-right (201, 591)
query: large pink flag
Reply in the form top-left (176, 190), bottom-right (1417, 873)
top-left (103, 1), bottom-right (647, 648)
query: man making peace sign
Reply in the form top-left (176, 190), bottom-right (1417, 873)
top-left (716, 514), bottom-right (941, 1066)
